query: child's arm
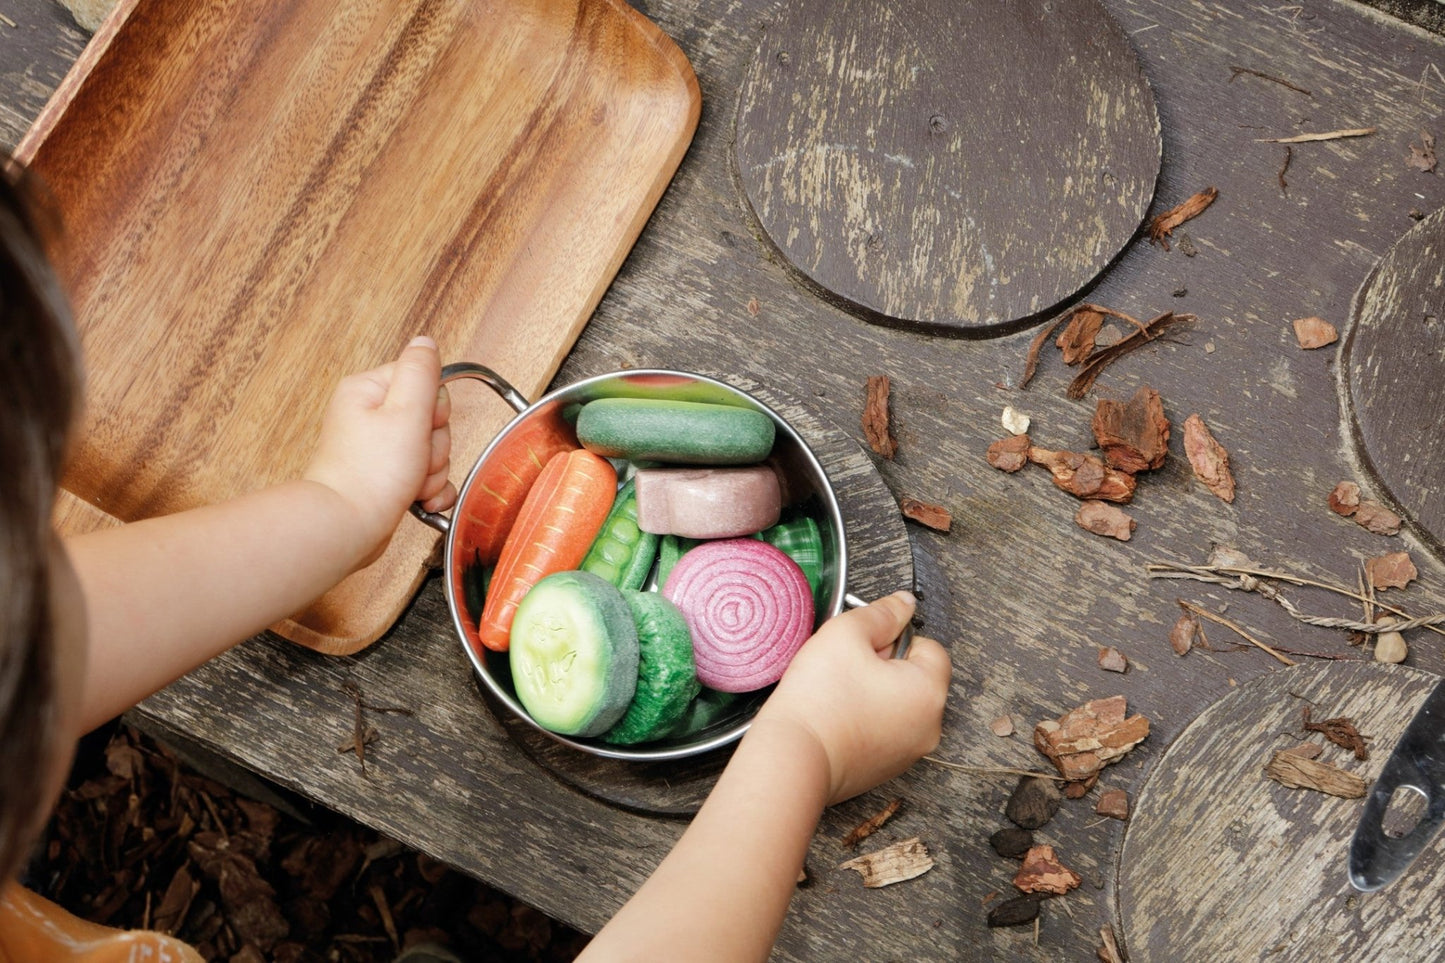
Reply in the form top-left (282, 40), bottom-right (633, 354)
top-left (65, 337), bottom-right (454, 734)
top-left (578, 592), bottom-right (951, 963)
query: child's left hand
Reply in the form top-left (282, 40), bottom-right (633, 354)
top-left (303, 336), bottom-right (455, 568)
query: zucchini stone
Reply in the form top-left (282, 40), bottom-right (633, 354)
top-left (603, 592), bottom-right (701, 745)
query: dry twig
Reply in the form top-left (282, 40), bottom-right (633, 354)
top-left (1258, 126), bottom-right (1377, 144)
top-left (1176, 600), bottom-right (1295, 666)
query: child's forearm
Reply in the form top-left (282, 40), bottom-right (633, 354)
top-left (65, 479), bottom-right (375, 733)
top-left (580, 716), bottom-right (830, 963)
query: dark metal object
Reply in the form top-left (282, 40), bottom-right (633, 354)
top-left (1349, 681), bottom-right (1445, 891)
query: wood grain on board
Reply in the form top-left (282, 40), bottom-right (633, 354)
top-left (1342, 205), bottom-right (1445, 563)
top-left (1118, 662), bottom-right (1444, 961)
top-left (19, 0), bottom-right (700, 653)
top-left (733, 0), bottom-right (1161, 334)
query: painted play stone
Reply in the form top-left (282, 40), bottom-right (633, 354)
top-left (734, 0), bottom-right (1161, 333)
top-left (1342, 204), bottom-right (1445, 560)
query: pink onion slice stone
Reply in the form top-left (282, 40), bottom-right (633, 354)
top-left (662, 538), bottom-right (814, 692)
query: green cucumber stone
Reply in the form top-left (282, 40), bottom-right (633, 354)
top-left (656, 534), bottom-right (700, 588)
top-left (603, 592), bottom-right (700, 745)
top-left (662, 688), bottom-right (742, 740)
top-left (576, 398), bottom-right (775, 465)
top-left (509, 571), bottom-right (639, 738)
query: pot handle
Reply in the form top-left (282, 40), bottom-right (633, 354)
top-left (410, 362), bottom-right (531, 535)
top-left (843, 592), bottom-right (915, 660)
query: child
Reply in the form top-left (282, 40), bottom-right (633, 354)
top-left (0, 153), bottom-right (951, 960)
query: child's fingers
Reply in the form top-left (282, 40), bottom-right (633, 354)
top-left (434, 384), bottom-right (451, 430)
top-left (429, 423), bottom-right (450, 475)
top-left (836, 590), bottom-right (916, 653)
top-left (901, 634), bottom-right (951, 689)
top-left (384, 335), bottom-right (441, 414)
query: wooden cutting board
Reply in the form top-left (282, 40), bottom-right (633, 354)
top-left (20, 0), bottom-right (700, 653)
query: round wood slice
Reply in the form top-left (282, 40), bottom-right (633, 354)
top-left (1341, 205), bottom-right (1445, 560)
top-left (734, 0), bottom-right (1160, 334)
top-left (1117, 661), bottom-right (1445, 961)
top-left (494, 376), bottom-right (913, 815)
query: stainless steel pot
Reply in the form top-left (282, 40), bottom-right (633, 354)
top-left (415, 366), bottom-right (848, 761)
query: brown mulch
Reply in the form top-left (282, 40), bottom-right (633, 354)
top-left (26, 724), bottom-right (590, 962)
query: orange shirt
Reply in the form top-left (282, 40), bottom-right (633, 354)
top-left (0, 882), bottom-right (203, 963)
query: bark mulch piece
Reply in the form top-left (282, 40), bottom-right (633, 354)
top-left (28, 724), bottom-right (590, 962)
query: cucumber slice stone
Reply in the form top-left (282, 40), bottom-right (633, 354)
top-left (603, 592), bottom-right (700, 745)
top-left (509, 571), bottom-right (639, 738)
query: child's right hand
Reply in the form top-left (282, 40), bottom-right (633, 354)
top-left (754, 591), bottom-right (950, 805)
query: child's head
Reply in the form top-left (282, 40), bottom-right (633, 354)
top-left (0, 154), bottom-right (84, 882)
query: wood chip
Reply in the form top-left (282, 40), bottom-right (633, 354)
top-left (1408, 130), bottom-right (1437, 173)
top-left (1068, 312), bottom-right (1193, 399)
top-left (1328, 481), bottom-right (1361, 516)
top-left (1354, 500), bottom-right (1402, 536)
top-left (990, 715), bottom-right (1015, 738)
top-left (1264, 749), bottom-right (1367, 798)
top-left (1076, 500), bottom-right (1135, 541)
top-left (837, 837), bottom-right (933, 888)
top-left (1057, 307), bottom-right (1107, 365)
top-left (1148, 187), bottom-right (1218, 250)
top-left (988, 895), bottom-right (1043, 928)
top-left (1095, 789), bottom-right (1130, 821)
top-left (1005, 776), bottom-right (1062, 830)
top-left (1303, 706), bottom-right (1368, 760)
top-left (1028, 447), bottom-right (1137, 503)
top-left (1013, 844), bottom-right (1082, 896)
top-left (1365, 551), bottom-right (1417, 591)
top-left (1292, 316), bottom-right (1339, 349)
top-left (1097, 647), bottom-right (1129, 673)
top-left (1098, 923), bottom-right (1125, 963)
top-left (1092, 385), bottom-right (1170, 473)
top-left (900, 497), bottom-right (952, 533)
top-left (1169, 613), bottom-right (1199, 656)
top-left (1281, 741), bottom-right (1323, 760)
top-left (862, 375), bottom-right (897, 460)
top-left (989, 827), bottom-right (1034, 859)
top-left (1002, 405), bottom-right (1031, 435)
top-left (987, 434), bottom-right (1031, 473)
top-left (1183, 414), bottom-right (1235, 503)
top-left (842, 798), bottom-right (902, 849)
top-left (1033, 696), bottom-right (1150, 784)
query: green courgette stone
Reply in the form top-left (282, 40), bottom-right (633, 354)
top-left (509, 571), bottom-right (639, 738)
top-left (603, 591), bottom-right (701, 745)
top-left (656, 534), bottom-right (700, 588)
top-left (662, 688), bottom-right (742, 740)
top-left (576, 398), bottom-right (775, 465)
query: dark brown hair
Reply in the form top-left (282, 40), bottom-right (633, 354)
top-left (0, 153), bottom-right (80, 882)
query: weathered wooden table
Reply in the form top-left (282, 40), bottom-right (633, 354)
top-left (7, 1), bottom-right (1445, 958)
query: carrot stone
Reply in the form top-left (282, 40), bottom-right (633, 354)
top-left (476, 449), bottom-right (618, 652)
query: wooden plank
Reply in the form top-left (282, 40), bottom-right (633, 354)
top-left (734, 0), bottom-right (1161, 333)
top-left (21, 0), bottom-right (700, 653)
top-left (1118, 662), bottom-right (1444, 960)
top-left (1342, 206), bottom-right (1445, 558)
top-left (8, 0), bottom-right (1445, 958)
top-left (0, 0), bottom-right (89, 150)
